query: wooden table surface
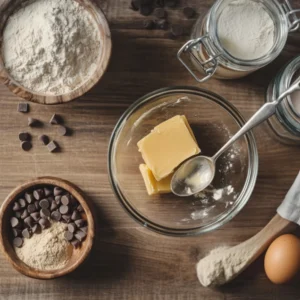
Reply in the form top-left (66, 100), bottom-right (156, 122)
top-left (1, 0), bottom-right (300, 299)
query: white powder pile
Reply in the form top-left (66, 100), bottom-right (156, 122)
top-left (217, 0), bottom-right (275, 60)
top-left (196, 244), bottom-right (258, 286)
top-left (15, 222), bottom-right (69, 270)
top-left (3, 0), bottom-right (101, 95)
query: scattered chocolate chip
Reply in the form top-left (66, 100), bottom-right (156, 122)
top-left (68, 223), bottom-right (76, 233)
top-left (40, 208), bottom-right (50, 218)
top-left (71, 210), bottom-right (81, 221)
top-left (12, 202), bottom-right (21, 212)
top-left (14, 211), bottom-right (22, 218)
top-left (44, 187), bottom-right (52, 197)
top-left (13, 237), bottom-right (23, 248)
top-left (50, 200), bottom-right (58, 211)
top-left (81, 226), bottom-right (88, 233)
top-left (49, 114), bottom-right (61, 125)
top-left (20, 209), bottom-right (29, 220)
top-left (57, 126), bottom-right (68, 136)
top-left (22, 228), bottom-right (32, 239)
top-left (183, 7), bottom-right (195, 18)
top-left (71, 239), bottom-right (81, 249)
top-left (39, 218), bottom-right (50, 229)
top-left (25, 193), bottom-right (34, 204)
top-left (64, 231), bottom-right (74, 241)
top-left (54, 187), bottom-right (63, 196)
top-left (19, 132), bottom-right (31, 142)
top-left (77, 204), bottom-right (84, 212)
top-left (140, 4), bottom-right (154, 16)
top-left (24, 216), bottom-right (34, 228)
top-left (47, 141), bottom-right (59, 153)
top-left (143, 19), bottom-right (155, 29)
top-left (51, 210), bottom-right (61, 221)
top-left (59, 205), bottom-right (69, 215)
top-left (55, 195), bottom-right (62, 205)
top-left (62, 214), bottom-right (71, 223)
top-left (18, 198), bottom-right (27, 208)
top-left (28, 117), bottom-right (39, 127)
top-left (12, 228), bottom-right (22, 237)
top-left (154, 8), bottom-right (166, 18)
top-left (10, 217), bottom-right (19, 228)
top-left (18, 103), bottom-right (29, 113)
top-left (61, 195), bottom-right (70, 206)
top-left (165, 0), bottom-right (177, 8)
top-left (34, 201), bottom-right (40, 210)
top-left (39, 135), bottom-right (49, 145)
top-left (30, 212), bottom-right (40, 222)
top-left (32, 223), bottom-right (41, 234)
top-left (28, 204), bottom-right (37, 213)
top-left (156, 19), bottom-right (168, 30)
top-left (33, 189), bottom-right (43, 201)
top-left (75, 219), bottom-right (85, 228)
top-left (131, 0), bottom-right (140, 10)
top-left (39, 199), bottom-right (49, 209)
top-left (21, 141), bottom-right (32, 151)
top-left (171, 24), bottom-right (184, 37)
top-left (75, 230), bottom-right (87, 242)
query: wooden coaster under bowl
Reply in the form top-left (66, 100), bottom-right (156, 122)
top-left (0, 0), bottom-right (112, 105)
top-left (0, 176), bottom-right (95, 279)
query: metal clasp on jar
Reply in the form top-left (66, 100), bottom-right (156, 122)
top-left (281, 0), bottom-right (300, 32)
top-left (177, 35), bottom-right (219, 83)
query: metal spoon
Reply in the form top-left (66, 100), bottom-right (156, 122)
top-left (171, 77), bottom-right (300, 197)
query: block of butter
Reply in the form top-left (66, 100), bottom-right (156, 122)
top-left (139, 164), bottom-right (173, 195)
top-left (137, 115), bottom-right (200, 181)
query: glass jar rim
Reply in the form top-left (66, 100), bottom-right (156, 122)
top-left (208, 0), bottom-right (289, 69)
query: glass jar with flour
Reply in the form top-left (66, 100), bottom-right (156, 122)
top-left (178, 0), bottom-right (300, 83)
top-left (266, 56), bottom-right (300, 145)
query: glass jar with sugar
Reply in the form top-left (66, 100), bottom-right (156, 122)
top-left (178, 0), bottom-right (300, 83)
top-left (266, 56), bottom-right (300, 145)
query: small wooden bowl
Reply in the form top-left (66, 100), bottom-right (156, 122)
top-left (0, 0), bottom-right (111, 105)
top-left (0, 177), bottom-right (95, 279)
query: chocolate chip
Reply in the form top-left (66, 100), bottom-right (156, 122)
top-left (22, 228), bottom-right (32, 239)
top-left (81, 226), bottom-right (88, 233)
top-left (131, 0), bottom-right (140, 10)
top-left (71, 239), bottom-right (81, 249)
top-left (68, 223), bottom-right (76, 233)
top-left (18, 198), bottom-right (27, 208)
top-left (75, 219), bottom-right (85, 228)
top-left (171, 24), bottom-right (184, 37)
top-left (12, 202), bottom-right (21, 211)
top-left (54, 187), bottom-right (63, 196)
top-left (49, 114), bottom-right (61, 125)
top-left (59, 205), bottom-right (69, 215)
top-left (156, 19), bottom-right (168, 30)
top-left (44, 187), bottom-right (52, 197)
top-left (55, 196), bottom-right (62, 205)
top-left (39, 199), bottom-right (49, 209)
top-left (154, 8), bottom-right (166, 18)
top-left (143, 19), bottom-right (155, 29)
top-left (10, 217), bottom-right (19, 228)
top-left (51, 210), bottom-right (61, 221)
top-left (33, 189), bottom-right (44, 201)
top-left (50, 200), bottom-right (58, 211)
top-left (13, 237), bottom-right (23, 248)
top-left (71, 210), bottom-right (81, 221)
top-left (39, 135), bottom-right (49, 145)
top-left (40, 208), bottom-right (50, 218)
top-left (140, 4), bottom-right (154, 16)
top-left (64, 231), bottom-right (74, 241)
top-left (25, 193), bottom-right (34, 204)
top-left (62, 215), bottom-right (71, 223)
top-left (19, 132), bottom-right (31, 142)
top-left (39, 218), bottom-right (50, 229)
top-left (32, 223), bottom-right (41, 234)
top-left (24, 216), bottom-right (34, 228)
top-left (28, 204), bottom-right (37, 213)
top-left (14, 211), bottom-right (22, 218)
top-left (12, 228), bottom-right (21, 237)
top-left (20, 209), bottom-right (29, 220)
top-left (61, 195), bottom-right (70, 206)
top-left (21, 141), bottom-right (32, 151)
top-left (28, 117), bottom-right (39, 127)
top-left (30, 212), bottom-right (40, 222)
top-left (34, 201), bottom-right (40, 210)
top-left (183, 7), bottom-right (195, 18)
top-left (57, 126), bottom-right (68, 136)
top-left (47, 141), bottom-right (59, 153)
top-left (77, 204), bottom-right (84, 212)
top-left (165, 0), bottom-right (177, 7)
top-left (75, 230), bottom-right (87, 242)
top-left (18, 103), bottom-right (29, 113)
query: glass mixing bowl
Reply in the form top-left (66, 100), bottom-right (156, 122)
top-left (108, 87), bottom-right (258, 236)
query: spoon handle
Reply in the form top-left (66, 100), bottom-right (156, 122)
top-left (212, 77), bottom-right (300, 161)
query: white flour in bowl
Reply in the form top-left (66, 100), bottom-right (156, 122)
top-left (2, 0), bottom-right (101, 95)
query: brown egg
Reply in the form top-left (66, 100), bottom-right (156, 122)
top-left (264, 234), bottom-right (300, 284)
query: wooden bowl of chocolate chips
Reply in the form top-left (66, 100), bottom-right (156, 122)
top-left (0, 177), bottom-right (95, 279)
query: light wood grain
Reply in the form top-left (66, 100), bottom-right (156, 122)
top-left (0, 0), bottom-right (299, 299)
top-left (0, 0), bottom-right (112, 104)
